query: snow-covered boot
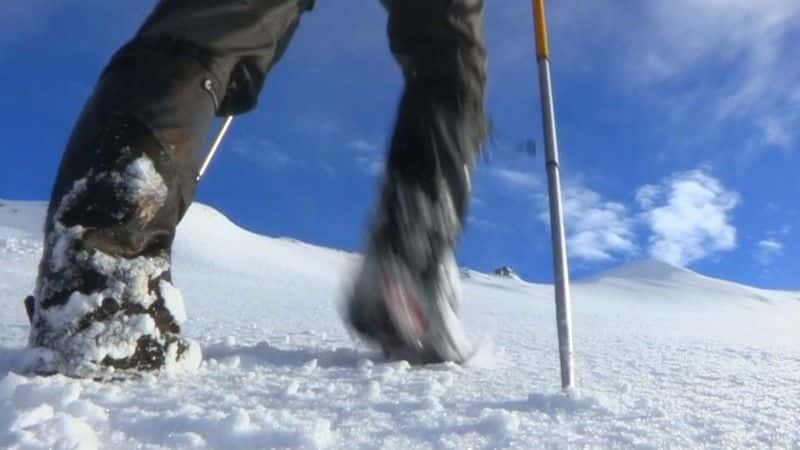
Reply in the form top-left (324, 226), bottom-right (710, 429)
top-left (27, 113), bottom-right (203, 378)
top-left (26, 0), bottom-right (315, 378)
top-left (346, 0), bottom-right (487, 363)
top-left (24, 41), bottom-right (220, 377)
top-left (347, 243), bottom-right (472, 364)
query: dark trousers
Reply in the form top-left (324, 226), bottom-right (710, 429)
top-left (30, 0), bottom-right (487, 375)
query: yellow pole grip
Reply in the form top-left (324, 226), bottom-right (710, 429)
top-left (533, 0), bottom-right (550, 59)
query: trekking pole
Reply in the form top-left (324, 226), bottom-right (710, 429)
top-left (197, 116), bottom-right (234, 181)
top-left (531, 0), bottom-right (575, 390)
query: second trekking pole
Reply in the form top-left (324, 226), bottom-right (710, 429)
top-left (531, 0), bottom-right (576, 390)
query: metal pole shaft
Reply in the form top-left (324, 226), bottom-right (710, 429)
top-left (197, 116), bottom-right (234, 181)
top-left (532, 0), bottom-right (575, 390)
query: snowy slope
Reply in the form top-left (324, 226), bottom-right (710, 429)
top-left (1, 200), bottom-right (799, 449)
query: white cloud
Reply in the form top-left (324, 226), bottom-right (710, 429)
top-left (637, 170), bottom-right (740, 266)
top-left (347, 139), bottom-right (379, 153)
top-left (295, 117), bottom-right (341, 136)
top-left (231, 139), bottom-right (291, 170)
top-left (546, 1), bottom-right (800, 154)
top-left (756, 235), bottom-right (785, 267)
top-left (562, 184), bottom-right (638, 262)
top-left (757, 116), bottom-right (793, 149)
top-left (356, 156), bottom-right (383, 176)
top-left (758, 238), bottom-right (783, 253)
top-left (654, 0), bottom-right (800, 153)
top-left (538, 181), bottom-right (638, 263)
top-left (467, 216), bottom-right (499, 232)
top-left (485, 164), bottom-right (638, 262)
top-left (635, 184), bottom-right (660, 210)
top-left (348, 139), bottom-right (384, 176)
top-left (491, 169), bottom-right (541, 190)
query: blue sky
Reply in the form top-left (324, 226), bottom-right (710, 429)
top-left (1, 1), bottom-right (798, 289)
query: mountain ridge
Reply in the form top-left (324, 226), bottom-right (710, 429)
top-left (1, 199), bottom-right (795, 295)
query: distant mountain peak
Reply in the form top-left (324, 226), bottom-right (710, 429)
top-left (493, 266), bottom-right (521, 280)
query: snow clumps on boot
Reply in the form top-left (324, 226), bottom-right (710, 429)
top-left (27, 153), bottom-right (200, 378)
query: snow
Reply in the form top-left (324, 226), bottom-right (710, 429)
top-left (1, 199), bottom-right (799, 449)
top-left (159, 280), bottom-right (188, 324)
top-left (37, 291), bottom-right (105, 331)
top-left (124, 156), bottom-right (168, 225)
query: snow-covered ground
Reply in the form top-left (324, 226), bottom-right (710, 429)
top-left (1, 199), bottom-right (798, 449)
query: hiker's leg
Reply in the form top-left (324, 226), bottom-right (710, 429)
top-left (28, 0), bottom-right (314, 376)
top-left (346, 0), bottom-right (488, 363)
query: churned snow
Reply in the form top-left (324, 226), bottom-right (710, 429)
top-left (1, 199), bottom-right (799, 449)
